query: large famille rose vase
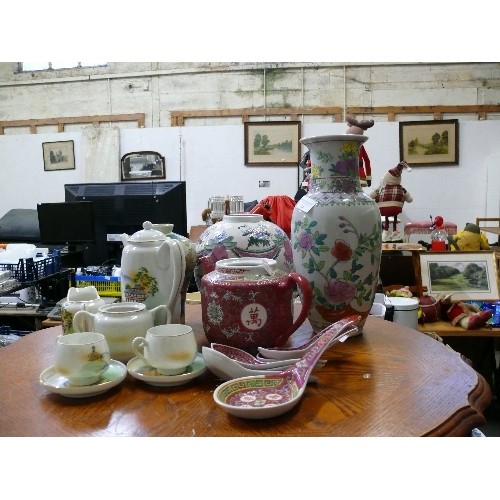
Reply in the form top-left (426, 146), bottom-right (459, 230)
top-left (290, 134), bottom-right (382, 334)
top-left (194, 214), bottom-right (294, 289)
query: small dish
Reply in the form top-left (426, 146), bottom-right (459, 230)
top-left (127, 353), bottom-right (207, 387)
top-left (39, 360), bottom-right (126, 398)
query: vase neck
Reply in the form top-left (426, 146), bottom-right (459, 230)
top-left (309, 176), bottom-right (362, 193)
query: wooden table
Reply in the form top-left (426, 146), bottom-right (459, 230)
top-left (0, 308), bottom-right (492, 437)
top-left (418, 320), bottom-right (500, 338)
top-left (0, 304), bottom-right (48, 331)
top-left (418, 320), bottom-right (500, 394)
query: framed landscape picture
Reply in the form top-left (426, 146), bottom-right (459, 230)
top-left (399, 119), bottom-right (459, 166)
top-left (419, 251), bottom-right (499, 300)
top-left (244, 121), bottom-right (301, 166)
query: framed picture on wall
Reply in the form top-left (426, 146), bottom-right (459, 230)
top-left (120, 151), bottom-right (166, 181)
top-left (399, 119), bottom-right (459, 166)
top-left (419, 251), bottom-right (499, 300)
top-left (244, 121), bottom-right (301, 166)
top-left (42, 140), bottom-right (75, 171)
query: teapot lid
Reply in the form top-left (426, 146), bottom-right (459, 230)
top-left (128, 221), bottom-right (167, 242)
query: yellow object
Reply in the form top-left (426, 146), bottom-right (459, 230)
top-left (186, 291), bottom-right (201, 304)
top-left (75, 274), bottom-right (121, 297)
top-left (449, 224), bottom-right (490, 251)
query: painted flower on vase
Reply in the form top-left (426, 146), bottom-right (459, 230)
top-left (310, 141), bottom-right (359, 179)
top-left (330, 239), bottom-right (353, 261)
top-left (283, 238), bottom-right (293, 263)
top-left (324, 279), bottom-right (357, 305)
top-left (292, 214), bottom-right (380, 313)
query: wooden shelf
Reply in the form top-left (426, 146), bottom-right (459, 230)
top-left (170, 104), bottom-right (500, 126)
top-left (0, 113), bottom-right (146, 134)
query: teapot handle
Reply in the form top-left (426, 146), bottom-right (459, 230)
top-left (164, 240), bottom-right (185, 319)
top-left (150, 304), bottom-right (173, 325)
top-left (274, 273), bottom-right (313, 346)
top-left (73, 310), bottom-right (95, 333)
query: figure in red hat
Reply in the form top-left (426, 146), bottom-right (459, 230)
top-left (439, 293), bottom-right (493, 330)
top-left (370, 161), bottom-right (413, 242)
top-left (346, 115), bottom-right (375, 187)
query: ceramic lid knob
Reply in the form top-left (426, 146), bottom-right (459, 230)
top-left (128, 221), bottom-right (167, 242)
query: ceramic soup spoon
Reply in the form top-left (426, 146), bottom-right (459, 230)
top-left (210, 343), bottom-right (302, 370)
top-left (202, 346), bottom-right (293, 381)
top-left (213, 315), bottom-right (361, 419)
top-left (257, 316), bottom-right (360, 360)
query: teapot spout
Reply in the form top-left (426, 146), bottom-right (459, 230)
top-left (120, 233), bottom-right (129, 246)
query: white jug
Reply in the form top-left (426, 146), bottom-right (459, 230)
top-left (60, 286), bottom-right (106, 334)
top-left (120, 221), bottom-right (185, 323)
top-left (73, 302), bottom-right (171, 362)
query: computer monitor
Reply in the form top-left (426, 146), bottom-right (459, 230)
top-left (64, 181), bottom-right (187, 266)
top-left (37, 201), bottom-right (96, 252)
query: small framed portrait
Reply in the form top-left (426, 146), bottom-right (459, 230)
top-left (42, 140), bottom-right (75, 171)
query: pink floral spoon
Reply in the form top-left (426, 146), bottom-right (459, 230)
top-left (257, 317), bottom-right (359, 360)
top-left (210, 343), bottom-right (302, 370)
top-left (213, 315), bottom-right (360, 419)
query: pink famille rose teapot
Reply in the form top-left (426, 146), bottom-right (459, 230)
top-left (200, 257), bottom-right (312, 349)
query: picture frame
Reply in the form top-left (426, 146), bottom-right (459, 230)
top-left (120, 151), bottom-right (166, 181)
top-left (399, 119), bottom-right (459, 166)
top-left (244, 121), bottom-right (301, 166)
top-left (42, 140), bottom-right (75, 171)
top-left (419, 251), bottom-right (499, 301)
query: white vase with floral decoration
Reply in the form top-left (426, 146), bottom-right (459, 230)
top-left (290, 134), bottom-right (382, 334)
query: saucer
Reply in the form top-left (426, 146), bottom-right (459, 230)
top-left (39, 360), bottom-right (127, 398)
top-left (127, 353), bottom-right (207, 387)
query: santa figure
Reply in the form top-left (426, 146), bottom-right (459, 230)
top-left (346, 115), bottom-right (375, 187)
top-left (370, 161), bottom-right (413, 242)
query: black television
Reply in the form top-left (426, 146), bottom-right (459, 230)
top-left (37, 201), bottom-right (96, 250)
top-left (64, 181), bottom-right (188, 266)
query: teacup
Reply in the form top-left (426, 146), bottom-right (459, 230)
top-left (54, 332), bottom-right (111, 386)
top-left (132, 324), bottom-right (197, 376)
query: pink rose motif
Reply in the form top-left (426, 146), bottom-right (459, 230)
top-left (324, 279), bottom-right (356, 305)
top-left (212, 245), bottom-right (229, 261)
top-left (299, 232), bottom-right (314, 251)
top-left (283, 238), bottom-right (293, 262)
top-left (199, 245), bottom-right (229, 275)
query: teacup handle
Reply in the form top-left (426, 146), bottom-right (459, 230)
top-left (274, 273), bottom-right (313, 346)
top-left (131, 337), bottom-right (149, 365)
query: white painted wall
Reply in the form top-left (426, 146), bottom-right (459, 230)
top-left (1, 120), bottom-right (499, 244)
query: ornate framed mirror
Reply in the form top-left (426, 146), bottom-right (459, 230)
top-left (120, 151), bottom-right (165, 181)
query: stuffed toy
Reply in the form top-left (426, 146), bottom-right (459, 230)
top-left (438, 293), bottom-right (492, 329)
top-left (448, 222), bottom-right (490, 251)
top-left (370, 161), bottom-right (413, 242)
top-left (295, 151), bottom-right (312, 201)
top-left (346, 115), bottom-right (374, 187)
top-left (386, 285), bottom-right (413, 298)
top-left (418, 294), bottom-right (441, 323)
